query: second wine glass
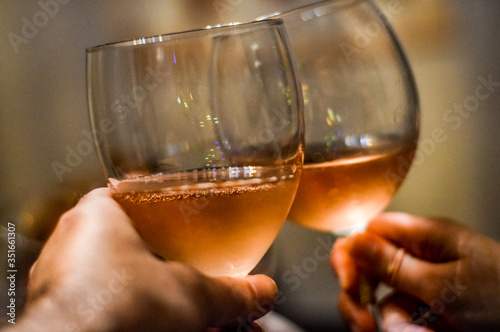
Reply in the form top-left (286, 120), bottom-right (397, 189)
top-left (273, 0), bottom-right (420, 235)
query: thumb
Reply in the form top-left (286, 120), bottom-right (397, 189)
top-left (344, 232), bottom-right (457, 305)
top-left (204, 274), bottom-right (278, 328)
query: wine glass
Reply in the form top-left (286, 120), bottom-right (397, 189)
top-left (269, 0), bottom-right (419, 235)
top-left (86, 20), bottom-right (304, 277)
top-left (265, 0), bottom-right (419, 310)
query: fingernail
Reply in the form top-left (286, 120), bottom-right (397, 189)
top-left (246, 275), bottom-right (278, 311)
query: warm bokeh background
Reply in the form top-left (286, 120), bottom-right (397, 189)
top-left (1, 1), bottom-right (499, 330)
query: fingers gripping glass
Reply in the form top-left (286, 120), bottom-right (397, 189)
top-left (87, 20), bottom-right (304, 277)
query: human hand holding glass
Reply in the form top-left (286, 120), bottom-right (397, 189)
top-left (86, 20), bottom-right (303, 278)
top-left (17, 188), bottom-right (278, 332)
top-left (332, 212), bottom-right (500, 332)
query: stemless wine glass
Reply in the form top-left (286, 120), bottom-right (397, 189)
top-left (86, 20), bottom-right (304, 277)
top-left (268, 0), bottom-right (419, 235)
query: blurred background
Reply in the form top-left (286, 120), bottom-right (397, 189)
top-left (1, 0), bottom-right (499, 330)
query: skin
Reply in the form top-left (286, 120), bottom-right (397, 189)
top-left (4, 188), bottom-right (277, 332)
top-left (331, 212), bottom-right (500, 332)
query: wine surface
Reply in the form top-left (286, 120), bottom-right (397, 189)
top-left (111, 166), bottom-right (300, 277)
top-left (288, 146), bottom-right (415, 232)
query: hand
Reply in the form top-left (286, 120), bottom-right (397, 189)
top-left (9, 188), bottom-right (277, 332)
top-left (331, 212), bottom-right (500, 332)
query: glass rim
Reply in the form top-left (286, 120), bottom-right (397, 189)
top-left (256, 0), bottom-right (360, 21)
top-left (86, 18), bottom-right (284, 53)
